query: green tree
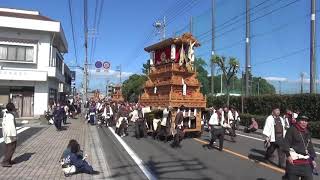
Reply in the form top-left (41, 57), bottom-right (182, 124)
top-left (142, 60), bottom-right (150, 75)
top-left (194, 58), bottom-right (209, 94)
top-left (122, 74), bottom-right (147, 102)
top-left (211, 55), bottom-right (240, 106)
top-left (251, 77), bottom-right (276, 95)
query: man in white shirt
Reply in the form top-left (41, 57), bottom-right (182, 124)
top-left (263, 106), bottom-right (287, 168)
top-left (208, 108), bottom-right (225, 151)
top-left (1, 103), bottom-right (17, 167)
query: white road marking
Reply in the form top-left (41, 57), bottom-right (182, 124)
top-left (0, 127), bottom-right (30, 144)
top-left (236, 133), bottom-right (264, 142)
top-left (236, 132), bottom-right (320, 155)
top-left (0, 127), bottom-right (22, 130)
top-left (108, 127), bottom-right (157, 180)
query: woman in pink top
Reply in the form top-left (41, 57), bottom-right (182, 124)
top-left (244, 118), bottom-right (258, 133)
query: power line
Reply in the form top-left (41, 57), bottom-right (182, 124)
top-left (199, 0), bottom-right (302, 45)
top-left (130, 0), bottom-right (201, 64)
top-left (89, 0), bottom-right (99, 64)
top-left (197, 0), bottom-right (289, 41)
top-left (252, 46), bottom-right (320, 66)
top-left (68, 0), bottom-right (78, 65)
top-left (198, 12), bottom-right (309, 54)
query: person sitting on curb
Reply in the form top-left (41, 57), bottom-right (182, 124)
top-left (61, 139), bottom-right (99, 176)
top-left (244, 118), bottom-right (258, 133)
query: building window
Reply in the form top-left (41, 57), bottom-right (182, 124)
top-left (0, 45), bottom-right (34, 62)
top-left (49, 88), bottom-right (57, 103)
top-left (56, 53), bottom-right (63, 73)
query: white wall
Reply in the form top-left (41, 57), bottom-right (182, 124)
top-left (34, 81), bottom-right (48, 116)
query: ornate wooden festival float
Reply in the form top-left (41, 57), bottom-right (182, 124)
top-left (112, 85), bottom-right (124, 102)
top-left (139, 33), bottom-right (206, 135)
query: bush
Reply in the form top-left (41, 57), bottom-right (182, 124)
top-left (207, 94), bottom-right (320, 122)
top-left (308, 121), bottom-right (320, 138)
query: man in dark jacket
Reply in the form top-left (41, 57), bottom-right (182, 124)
top-left (283, 115), bottom-right (317, 180)
top-left (171, 105), bottom-right (185, 148)
top-left (53, 102), bottom-right (65, 131)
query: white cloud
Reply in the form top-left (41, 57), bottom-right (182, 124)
top-left (264, 76), bottom-right (320, 84)
top-left (88, 69), bottom-right (134, 78)
top-left (264, 76), bottom-right (288, 82)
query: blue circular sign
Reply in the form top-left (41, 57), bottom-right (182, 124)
top-left (95, 61), bottom-right (102, 68)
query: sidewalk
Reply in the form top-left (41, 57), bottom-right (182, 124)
top-left (0, 118), bottom-right (111, 180)
top-left (237, 125), bottom-right (320, 149)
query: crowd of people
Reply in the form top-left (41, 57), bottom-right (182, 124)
top-left (46, 98), bottom-right (82, 131)
top-left (83, 98), bottom-right (317, 180)
top-left (1, 96), bottom-right (317, 179)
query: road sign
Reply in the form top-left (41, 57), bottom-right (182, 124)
top-left (95, 61), bottom-right (103, 69)
top-left (103, 61), bottom-right (111, 70)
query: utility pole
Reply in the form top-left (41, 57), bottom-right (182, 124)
top-left (83, 0), bottom-right (88, 101)
top-left (117, 65), bottom-right (122, 84)
top-left (241, 71), bottom-right (244, 113)
top-left (310, 0), bottom-right (317, 93)
top-left (279, 81), bottom-right (282, 95)
top-left (257, 78), bottom-right (260, 96)
top-left (190, 16), bottom-right (193, 33)
top-left (220, 71), bottom-right (223, 94)
top-left (211, 0), bottom-right (216, 95)
top-left (245, 0), bottom-right (251, 97)
top-left (300, 72), bottom-right (305, 94)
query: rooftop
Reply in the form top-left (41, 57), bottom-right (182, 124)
top-left (0, 7), bottom-right (56, 22)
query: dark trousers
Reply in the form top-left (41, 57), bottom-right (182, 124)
top-left (173, 128), bottom-right (184, 146)
top-left (117, 120), bottom-right (128, 136)
top-left (158, 125), bottom-right (169, 142)
top-left (54, 118), bottom-right (62, 130)
top-left (244, 127), bottom-right (257, 133)
top-left (210, 126), bottom-right (225, 150)
top-left (135, 121), bottom-right (145, 139)
top-left (265, 140), bottom-right (286, 167)
top-left (63, 115), bottom-right (67, 124)
top-left (2, 141), bottom-right (17, 165)
top-left (89, 115), bottom-right (95, 125)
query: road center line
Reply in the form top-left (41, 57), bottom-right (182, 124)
top-left (193, 138), bottom-right (285, 174)
top-left (0, 127), bottom-right (30, 144)
top-left (108, 127), bottom-right (157, 180)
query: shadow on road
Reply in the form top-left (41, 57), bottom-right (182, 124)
top-left (13, 152), bottom-right (35, 164)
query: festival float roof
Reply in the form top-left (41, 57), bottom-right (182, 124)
top-left (144, 33), bottom-right (200, 52)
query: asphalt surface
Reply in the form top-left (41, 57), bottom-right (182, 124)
top-left (97, 126), bottom-right (147, 180)
top-left (0, 127), bottom-right (43, 158)
top-left (97, 123), bottom-right (320, 180)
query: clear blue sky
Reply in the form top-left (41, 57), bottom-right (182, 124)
top-left (1, 0), bottom-right (319, 93)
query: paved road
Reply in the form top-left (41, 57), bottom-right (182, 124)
top-left (98, 124), bottom-right (320, 180)
top-left (0, 127), bottom-right (43, 158)
top-left (97, 126), bottom-right (147, 180)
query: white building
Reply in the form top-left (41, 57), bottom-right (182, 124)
top-left (0, 8), bottom-right (72, 118)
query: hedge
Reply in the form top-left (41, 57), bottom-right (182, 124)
top-left (239, 113), bottom-right (320, 138)
top-left (207, 94), bottom-right (320, 122)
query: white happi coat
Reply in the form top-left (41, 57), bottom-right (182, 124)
top-left (208, 113), bottom-right (224, 126)
top-left (130, 110), bottom-right (139, 123)
top-left (2, 112), bottom-right (17, 144)
top-left (103, 106), bottom-right (113, 119)
top-left (262, 115), bottom-right (287, 142)
top-left (161, 108), bottom-right (169, 126)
